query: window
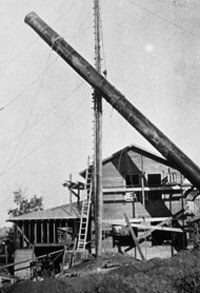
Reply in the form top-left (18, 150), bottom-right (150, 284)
top-left (148, 173), bottom-right (161, 187)
top-left (125, 174), bottom-right (140, 187)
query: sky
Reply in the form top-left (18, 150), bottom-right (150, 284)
top-left (0, 0), bottom-right (200, 226)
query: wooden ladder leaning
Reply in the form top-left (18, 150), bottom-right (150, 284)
top-left (76, 157), bottom-right (93, 251)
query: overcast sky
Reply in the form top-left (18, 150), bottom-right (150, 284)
top-left (0, 0), bottom-right (200, 226)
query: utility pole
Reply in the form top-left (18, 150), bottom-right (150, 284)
top-left (93, 0), bottom-right (103, 257)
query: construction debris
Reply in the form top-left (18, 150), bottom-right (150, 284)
top-left (2, 250), bottom-right (200, 293)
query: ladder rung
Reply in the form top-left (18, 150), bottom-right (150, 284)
top-left (76, 158), bottom-right (92, 252)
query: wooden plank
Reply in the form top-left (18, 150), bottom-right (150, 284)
top-left (1, 248), bottom-right (64, 272)
top-left (131, 223), bottom-right (183, 233)
top-left (102, 217), bottom-right (169, 226)
top-left (137, 209), bottom-right (184, 241)
top-left (103, 186), bottom-right (184, 194)
top-left (124, 213), bottom-right (145, 261)
top-left (17, 225), bottom-right (29, 244)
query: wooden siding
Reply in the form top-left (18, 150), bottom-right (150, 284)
top-left (128, 150), bottom-right (178, 178)
top-left (103, 201), bottom-right (151, 220)
top-left (134, 202), bottom-right (151, 218)
top-left (103, 201), bottom-right (134, 219)
top-left (102, 160), bottom-right (124, 188)
top-left (14, 249), bottom-right (33, 279)
top-left (101, 147), bottom-right (185, 220)
top-left (102, 149), bottom-right (181, 191)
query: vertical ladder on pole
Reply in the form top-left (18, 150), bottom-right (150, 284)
top-left (77, 157), bottom-right (93, 251)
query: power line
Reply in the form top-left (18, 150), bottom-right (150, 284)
top-left (0, 84), bottom-right (88, 178)
top-left (127, 0), bottom-right (200, 39)
top-left (0, 82), bottom-right (84, 151)
top-left (0, 8), bottom-right (92, 114)
top-left (159, 0), bottom-right (200, 13)
top-left (2, 72), bottom-right (47, 172)
top-left (0, 0), bottom-right (74, 75)
top-left (0, 38), bottom-right (38, 74)
top-left (0, 56), bottom-right (59, 112)
top-left (114, 77), bottom-right (200, 106)
top-left (0, 117), bottom-right (70, 177)
top-left (0, 47), bottom-right (61, 171)
top-left (0, 0), bottom-right (89, 77)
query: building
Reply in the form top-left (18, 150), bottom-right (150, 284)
top-left (78, 143), bottom-right (197, 252)
top-left (7, 143), bottom-right (197, 277)
top-left (7, 202), bottom-right (83, 277)
top-left (80, 143), bottom-right (193, 221)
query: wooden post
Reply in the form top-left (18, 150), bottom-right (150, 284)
top-left (53, 221), bottom-right (56, 243)
top-left (93, 0), bottom-right (103, 257)
top-left (140, 154), bottom-right (145, 207)
top-left (22, 221), bottom-right (24, 248)
top-left (29, 221), bottom-right (31, 246)
top-left (41, 221), bottom-right (43, 244)
top-left (124, 213), bottom-right (145, 260)
top-left (34, 221), bottom-right (37, 244)
top-left (5, 245), bottom-right (8, 265)
top-left (169, 195), bottom-right (174, 256)
top-left (180, 174), bottom-right (185, 227)
top-left (59, 220), bottom-right (62, 243)
top-left (47, 221), bottom-right (50, 244)
top-left (69, 173), bottom-right (72, 213)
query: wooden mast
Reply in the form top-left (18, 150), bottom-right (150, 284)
top-left (93, 0), bottom-right (103, 257)
top-left (24, 12), bottom-right (200, 189)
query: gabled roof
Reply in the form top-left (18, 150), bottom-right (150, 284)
top-left (79, 143), bottom-right (174, 177)
top-left (7, 202), bottom-right (81, 222)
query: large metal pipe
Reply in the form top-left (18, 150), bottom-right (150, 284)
top-left (25, 12), bottom-right (200, 190)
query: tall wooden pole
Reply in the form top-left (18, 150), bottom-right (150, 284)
top-left (93, 0), bottom-right (103, 257)
top-left (140, 154), bottom-right (145, 207)
top-left (24, 12), bottom-right (200, 190)
top-left (69, 173), bottom-right (72, 213)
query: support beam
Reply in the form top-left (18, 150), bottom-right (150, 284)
top-left (124, 213), bottom-right (145, 261)
top-left (29, 221), bottom-right (31, 247)
top-left (24, 12), bottom-right (200, 190)
top-left (140, 154), bottom-right (145, 207)
top-left (41, 221), bottom-right (43, 244)
top-left (21, 222), bottom-right (24, 248)
top-left (53, 221), bottom-right (56, 243)
top-left (17, 225), bottom-right (30, 245)
top-left (69, 173), bottom-right (72, 212)
top-left (47, 221), bottom-right (50, 243)
top-left (34, 222), bottom-right (37, 244)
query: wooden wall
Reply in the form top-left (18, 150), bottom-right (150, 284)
top-left (101, 147), bottom-right (183, 219)
top-left (102, 149), bottom-right (180, 189)
top-left (103, 201), bottom-right (134, 220)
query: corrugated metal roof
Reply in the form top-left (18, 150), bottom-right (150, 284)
top-left (7, 202), bottom-right (81, 221)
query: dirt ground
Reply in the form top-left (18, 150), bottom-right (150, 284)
top-left (2, 250), bottom-right (200, 293)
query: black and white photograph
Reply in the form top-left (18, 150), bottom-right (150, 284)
top-left (0, 1), bottom-right (200, 292)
